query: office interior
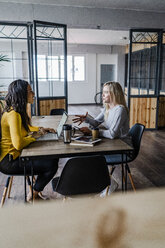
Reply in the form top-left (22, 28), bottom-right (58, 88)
top-left (0, 1), bottom-right (165, 246)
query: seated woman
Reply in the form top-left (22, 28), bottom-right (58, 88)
top-left (73, 81), bottom-right (129, 139)
top-left (0, 79), bottom-right (59, 201)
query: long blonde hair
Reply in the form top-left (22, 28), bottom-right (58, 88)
top-left (103, 81), bottom-right (129, 119)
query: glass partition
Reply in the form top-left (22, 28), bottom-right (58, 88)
top-left (33, 21), bottom-right (67, 114)
top-left (0, 24), bottom-right (29, 98)
top-left (129, 31), bottom-right (159, 96)
top-left (128, 29), bottom-right (164, 129)
top-left (0, 21), bottom-right (68, 115)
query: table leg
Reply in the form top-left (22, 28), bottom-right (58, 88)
top-left (23, 159), bottom-right (27, 203)
top-left (31, 163), bottom-right (34, 202)
top-left (125, 154), bottom-right (128, 192)
top-left (121, 153), bottom-right (124, 192)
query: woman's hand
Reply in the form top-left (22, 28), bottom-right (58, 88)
top-left (79, 127), bottom-right (91, 135)
top-left (38, 127), bottom-right (56, 135)
top-left (31, 132), bottom-right (42, 139)
top-left (72, 112), bottom-right (88, 125)
top-left (31, 127), bottom-right (56, 139)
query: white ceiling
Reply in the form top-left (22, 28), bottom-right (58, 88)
top-left (1, 0), bottom-right (164, 46)
top-left (68, 29), bottom-right (129, 45)
top-left (0, 0), bottom-right (165, 13)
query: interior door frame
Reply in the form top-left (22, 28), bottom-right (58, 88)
top-left (33, 20), bottom-right (67, 115)
top-left (127, 28), bottom-right (164, 129)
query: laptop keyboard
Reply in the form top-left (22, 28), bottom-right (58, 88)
top-left (36, 132), bottom-right (58, 141)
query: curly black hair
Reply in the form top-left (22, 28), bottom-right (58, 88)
top-left (4, 79), bottom-right (31, 132)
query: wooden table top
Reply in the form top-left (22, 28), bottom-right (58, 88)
top-left (21, 115), bottom-right (133, 159)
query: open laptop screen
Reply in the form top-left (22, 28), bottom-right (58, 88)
top-left (36, 111), bottom-right (68, 141)
top-left (57, 111), bottom-right (68, 137)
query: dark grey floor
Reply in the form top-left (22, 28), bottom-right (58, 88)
top-left (0, 104), bottom-right (165, 206)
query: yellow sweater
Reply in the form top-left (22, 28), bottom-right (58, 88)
top-left (0, 110), bottom-right (39, 161)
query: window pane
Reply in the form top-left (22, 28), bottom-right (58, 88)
top-left (74, 56), bottom-right (85, 81)
top-left (67, 55), bottom-right (73, 81)
top-left (48, 56), bottom-right (59, 80)
top-left (60, 55), bottom-right (64, 81)
top-left (130, 44), bottom-right (157, 95)
top-left (37, 55), bottom-right (46, 80)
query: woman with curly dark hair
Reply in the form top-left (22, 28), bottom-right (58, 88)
top-left (0, 79), bottom-right (59, 201)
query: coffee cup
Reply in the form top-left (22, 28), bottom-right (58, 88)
top-left (92, 127), bottom-right (99, 140)
top-left (63, 124), bottom-right (72, 143)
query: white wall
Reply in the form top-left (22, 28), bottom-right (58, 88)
top-left (67, 44), bottom-right (125, 104)
top-left (68, 52), bottom-right (125, 104)
top-left (0, 39), bottom-right (125, 104)
top-left (96, 54), bottom-right (118, 93)
top-left (68, 54), bottom-right (96, 104)
top-left (112, 46), bottom-right (126, 89)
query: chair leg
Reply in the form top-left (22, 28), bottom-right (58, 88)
top-left (26, 176), bottom-right (32, 195)
top-left (125, 164), bottom-right (136, 192)
top-left (105, 185), bottom-right (110, 196)
top-left (121, 163), bottom-right (125, 192)
top-left (1, 177), bottom-right (11, 207)
top-left (7, 176), bottom-right (14, 198)
top-left (111, 165), bottom-right (125, 192)
top-left (33, 176), bottom-right (36, 184)
top-left (110, 166), bottom-right (115, 175)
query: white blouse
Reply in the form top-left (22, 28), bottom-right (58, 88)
top-left (85, 105), bottom-right (129, 139)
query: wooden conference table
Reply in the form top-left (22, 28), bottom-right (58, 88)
top-left (20, 115), bottom-right (133, 200)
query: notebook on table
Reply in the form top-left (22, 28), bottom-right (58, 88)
top-left (36, 111), bottom-right (68, 141)
top-left (70, 136), bottom-right (102, 147)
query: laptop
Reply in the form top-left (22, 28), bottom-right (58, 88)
top-left (36, 111), bottom-right (68, 141)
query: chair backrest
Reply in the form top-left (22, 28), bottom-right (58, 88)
top-left (50, 108), bottom-right (65, 115)
top-left (54, 155), bottom-right (110, 196)
top-left (128, 123), bottom-right (145, 159)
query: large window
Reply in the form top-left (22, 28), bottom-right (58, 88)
top-left (37, 55), bottom-right (63, 81)
top-left (37, 55), bottom-right (85, 82)
top-left (68, 55), bottom-right (85, 81)
top-left (130, 45), bottom-right (157, 95)
top-left (130, 31), bottom-right (159, 95)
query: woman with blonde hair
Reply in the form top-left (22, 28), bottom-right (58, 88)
top-left (73, 82), bottom-right (129, 139)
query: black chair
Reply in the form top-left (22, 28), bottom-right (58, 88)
top-left (50, 108), bottom-right (65, 115)
top-left (52, 155), bottom-right (110, 198)
top-left (105, 123), bottom-right (145, 192)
